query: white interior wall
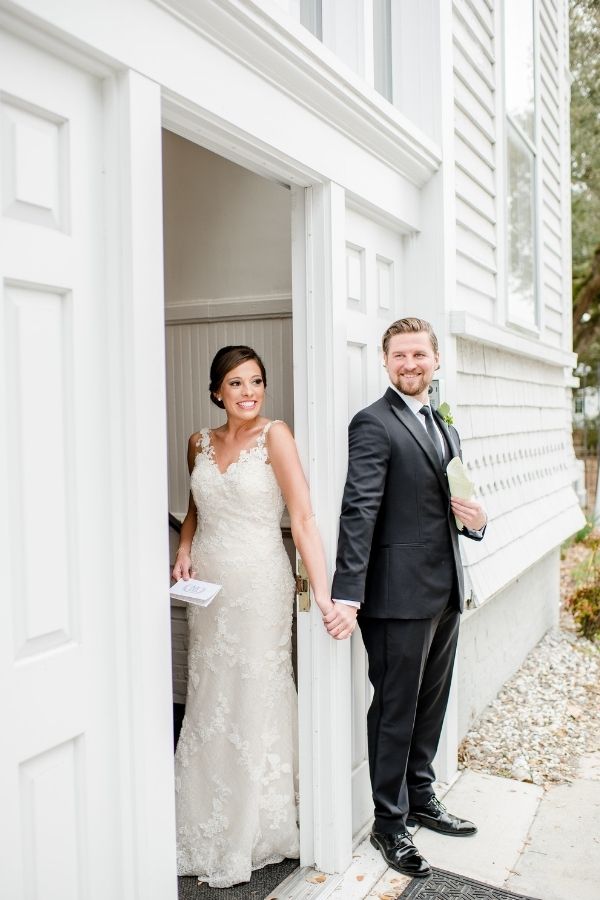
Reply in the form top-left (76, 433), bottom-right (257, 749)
top-left (162, 130), bottom-right (291, 303)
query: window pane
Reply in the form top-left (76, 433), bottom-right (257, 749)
top-left (504, 0), bottom-right (535, 139)
top-left (300, 0), bottom-right (322, 40)
top-left (507, 127), bottom-right (536, 325)
top-left (373, 0), bottom-right (392, 101)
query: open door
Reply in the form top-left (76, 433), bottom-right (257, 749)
top-left (0, 30), bottom-right (176, 900)
top-left (344, 205), bottom-right (405, 836)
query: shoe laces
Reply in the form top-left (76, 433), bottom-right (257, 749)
top-left (429, 796), bottom-right (447, 814)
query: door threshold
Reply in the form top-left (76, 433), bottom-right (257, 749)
top-left (265, 832), bottom-right (390, 899)
top-left (268, 778), bottom-right (459, 899)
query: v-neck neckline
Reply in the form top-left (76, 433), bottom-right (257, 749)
top-left (205, 424), bottom-right (268, 476)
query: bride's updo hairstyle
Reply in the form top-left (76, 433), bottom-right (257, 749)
top-left (209, 345), bottom-right (268, 409)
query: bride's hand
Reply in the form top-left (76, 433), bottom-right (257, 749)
top-left (172, 548), bottom-right (194, 582)
top-left (315, 596), bottom-right (335, 618)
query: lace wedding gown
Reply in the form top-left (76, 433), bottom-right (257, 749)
top-left (174, 421), bottom-right (299, 887)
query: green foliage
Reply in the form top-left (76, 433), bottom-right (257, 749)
top-left (571, 0), bottom-right (600, 371)
top-left (568, 583), bottom-right (600, 639)
top-left (437, 402), bottom-right (454, 426)
top-left (566, 530), bottom-right (600, 639)
top-left (571, 0), bottom-right (600, 269)
top-left (575, 517), bottom-right (595, 544)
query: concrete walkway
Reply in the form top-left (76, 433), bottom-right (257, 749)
top-left (269, 767), bottom-right (600, 899)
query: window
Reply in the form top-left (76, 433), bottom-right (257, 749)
top-left (300, 0), bottom-right (322, 40)
top-left (504, 0), bottom-right (537, 328)
top-left (373, 0), bottom-right (392, 101)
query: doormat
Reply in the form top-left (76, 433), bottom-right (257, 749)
top-left (399, 868), bottom-right (540, 900)
top-left (178, 858), bottom-right (298, 900)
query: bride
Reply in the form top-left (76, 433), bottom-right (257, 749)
top-left (172, 345), bottom-right (352, 888)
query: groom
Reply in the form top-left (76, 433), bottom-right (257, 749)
top-left (326, 318), bottom-right (486, 879)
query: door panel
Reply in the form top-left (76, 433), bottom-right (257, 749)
top-left (0, 31), bottom-right (121, 898)
top-left (345, 206), bottom-right (404, 837)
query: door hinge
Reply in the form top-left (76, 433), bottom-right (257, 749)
top-left (296, 558), bottom-right (310, 612)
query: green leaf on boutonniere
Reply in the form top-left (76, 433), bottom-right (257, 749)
top-left (437, 402), bottom-right (454, 426)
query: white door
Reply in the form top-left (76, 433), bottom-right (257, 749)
top-left (296, 186), bottom-right (405, 869)
top-left (344, 206), bottom-right (404, 838)
top-left (0, 30), bottom-right (175, 900)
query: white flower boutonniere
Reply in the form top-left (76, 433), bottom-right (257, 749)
top-left (437, 402), bottom-right (454, 426)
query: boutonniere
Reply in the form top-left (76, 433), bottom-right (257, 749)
top-left (437, 402), bottom-right (454, 426)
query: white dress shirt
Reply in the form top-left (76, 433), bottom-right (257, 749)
top-left (390, 386), bottom-right (446, 460)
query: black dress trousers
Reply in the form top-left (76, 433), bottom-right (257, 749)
top-left (359, 594), bottom-right (460, 833)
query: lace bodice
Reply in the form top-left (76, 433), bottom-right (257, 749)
top-left (190, 421), bottom-right (285, 550)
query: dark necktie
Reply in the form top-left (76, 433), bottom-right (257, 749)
top-left (419, 405), bottom-right (444, 464)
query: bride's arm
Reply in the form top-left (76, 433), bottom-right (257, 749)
top-left (172, 434), bottom-right (199, 582)
top-left (267, 422), bottom-right (335, 620)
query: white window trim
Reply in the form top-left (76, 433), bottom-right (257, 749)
top-left (502, 0), bottom-right (542, 337)
top-left (153, 0), bottom-right (441, 187)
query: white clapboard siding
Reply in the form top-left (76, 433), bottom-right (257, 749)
top-left (454, 339), bottom-right (584, 603)
top-left (165, 304), bottom-right (293, 517)
top-left (449, 1), bottom-right (580, 602)
top-left (452, 0), bottom-right (496, 319)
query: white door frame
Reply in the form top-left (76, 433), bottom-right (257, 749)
top-left (103, 69), bottom-right (177, 899)
top-left (292, 182), bottom-right (354, 873)
top-left (162, 97), bottom-right (356, 874)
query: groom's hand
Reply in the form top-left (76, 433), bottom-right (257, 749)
top-left (323, 601), bottom-right (358, 640)
top-left (451, 497), bottom-right (487, 532)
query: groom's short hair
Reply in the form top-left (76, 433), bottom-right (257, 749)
top-left (382, 318), bottom-right (439, 356)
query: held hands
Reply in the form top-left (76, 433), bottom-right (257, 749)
top-left (450, 497), bottom-right (487, 532)
top-left (322, 601), bottom-right (358, 640)
top-left (172, 547), bottom-right (196, 582)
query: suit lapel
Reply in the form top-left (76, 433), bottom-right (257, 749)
top-left (433, 409), bottom-right (460, 461)
top-left (385, 388), bottom-right (450, 496)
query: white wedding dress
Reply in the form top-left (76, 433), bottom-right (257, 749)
top-left (174, 421), bottom-right (299, 887)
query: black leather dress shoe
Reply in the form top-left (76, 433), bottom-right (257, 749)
top-left (406, 795), bottom-right (477, 836)
top-left (370, 828), bottom-right (431, 878)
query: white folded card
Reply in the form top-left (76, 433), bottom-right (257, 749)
top-left (169, 578), bottom-right (222, 607)
top-left (446, 456), bottom-right (476, 530)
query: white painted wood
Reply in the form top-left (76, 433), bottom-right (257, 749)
top-left (450, 311), bottom-right (576, 368)
top-left (299, 181), bottom-right (354, 873)
top-left (101, 68), bottom-right (177, 899)
top-left (344, 205), bottom-right (404, 834)
top-left (0, 30), bottom-right (103, 898)
top-left (0, 30), bottom-right (177, 900)
top-left (454, 337), bottom-right (584, 605)
top-left (452, 0), bottom-right (497, 327)
top-left (14, 0), bottom-right (438, 205)
top-left (290, 183), bottom-right (316, 868)
top-left (390, 0), bottom-right (440, 141)
top-left (165, 292), bottom-right (292, 322)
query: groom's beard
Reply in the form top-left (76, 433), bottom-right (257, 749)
top-left (391, 372), bottom-right (431, 397)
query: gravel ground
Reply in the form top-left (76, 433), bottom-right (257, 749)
top-left (458, 540), bottom-right (600, 786)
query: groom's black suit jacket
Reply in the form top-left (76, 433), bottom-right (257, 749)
top-left (332, 388), bottom-right (484, 618)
